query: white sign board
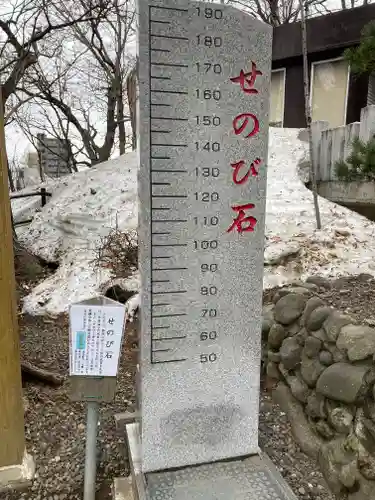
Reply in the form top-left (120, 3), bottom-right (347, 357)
top-left (69, 296), bottom-right (126, 377)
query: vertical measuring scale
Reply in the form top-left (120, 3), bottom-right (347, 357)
top-left (138, 0), bottom-right (271, 472)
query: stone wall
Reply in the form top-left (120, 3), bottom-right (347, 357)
top-left (263, 282), bottom-right (375, 500)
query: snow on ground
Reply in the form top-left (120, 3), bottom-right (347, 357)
top-left (19, 153), bottom-right (138, 315)
top-left (19, 128), bottom-right (375, 316)
top-left (264, 128), bottom-right (375, 287)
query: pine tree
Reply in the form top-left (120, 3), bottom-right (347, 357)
top-left (345, 21), bottom-right (375, 75)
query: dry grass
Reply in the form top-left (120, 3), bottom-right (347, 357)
top-left (94, 227), bottom-right (138, 279)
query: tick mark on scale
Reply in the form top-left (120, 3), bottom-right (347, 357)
top-left (151, 155), bottom-right (170, 159)
top-left (150, 5), bottom-right (188, 12)
top-left (152, 290), bottom-right (187, 295)
top-left (151, 63), bottom-right (188, 68)
top-left (150, 19), bottom-right (171, 24)
top-left (151, 358), bottom-right (187, 364)
top-left (154, 335), bottom-right (187, 341)
top-left (151, 34), bottom-right (188, 41)
top-left (151, 89), bottom-right (188, 95)
top-left (151, 143), bottom-right (187, 147)
top-left (153, 267), bottom-right (188, 271)
top-left (152, 243), bottom-right (187, 247)
top-left (151, 169), bottom-right (187, 173)
top-left (152, 194), bottom-right (187, 199)
top-left (151, 76), bottom-right (171, 81)
top-left (151, 219), bottom-right (187, 223)
top-left (151, 48), bottom-right (170, 53)
top-left (151, 116), bottom-right (188, 121)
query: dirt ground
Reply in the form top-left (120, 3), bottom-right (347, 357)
top-left (3, 274), bottom-right (375, 500)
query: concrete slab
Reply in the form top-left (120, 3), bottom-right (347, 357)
top-left (113, 477), bottom-right (134, 500)
top-left (0, 452), bottom-right (35, 493)
top-left (126, 423), bottom-right (298, 500)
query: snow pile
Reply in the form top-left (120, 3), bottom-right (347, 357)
top-left (20, 153), bottom-right (138, 315)
top-left (264, 128), bottom-right (375, 287)
top-left (20, 128), bottom-right (375, 316)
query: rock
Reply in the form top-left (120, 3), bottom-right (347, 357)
top-left (323, 312), bottom-right (353, 343)
top-left (311, 328), bottom-right (328, 343)
top-left (280, 337), bottom-right (303, 370)
top-left (287, 374), bottom-right (310, 403)
top-left (286, 323), bottom-right (300, 337)
top-left (294, 328), bottom-right (309, 346)
top-left (292, 280), bottom-right (319, 292)
top-left (337, 324), bottom-right (375, 361)
top-left (318, 437), bottom-right (357, 496)
top-left (338, 461), bottom-right (358, 489)
top-left (266, 361), bottom-right (280, 380)
top-left (278, 363), bottom-right (290, 379)
top-left (306, 276), bottom-right (331, 289)
top-left (315, 419), bottom-right (335, 440)
top-left (329, 407), bottom-right (354, 434)
top-left (268, 323), bottom-right (287, 349)
top-left (262, 304), bottom-right (274, 341)
top-left (303, 336), bottom-right (322, 358)
top-left (274, 293), bottom-right (308, 326)
top-left (324, 342), bottom-right (347, 363)
top-left (306, 391), bottom-right (327, 419)
top-left (363, 399), bottom-right (375, 422)
top-left (301, 296), bottom-right (326, 327)
top-left (267, 350), bottom-right (281, 363)
top-left (316, 363), bottom-right (370, 404)
top-left (273, 383), bottom-right (323, 459)
top-left (274, 286), bottom-right (311, 304)
top-left (319, 350), bottom-right (333, 366)
top-left (358, 449), bottom-right (375, 480)
top-left (306, 306), bottom-right (332, 331)
top-left (262, 318), bottom-right (273, 341)
top-left (301, 356), bottom-right (325, 387)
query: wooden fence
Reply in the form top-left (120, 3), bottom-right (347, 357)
top-left (10, 187), bottom-right (52, 226)
top-left (311, 105), bottom-right (375, 182)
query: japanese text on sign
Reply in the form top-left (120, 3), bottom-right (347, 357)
top-left (69, 303), bottom-right (125, 377)
top-left (227, 62), bottom-right (263, 234)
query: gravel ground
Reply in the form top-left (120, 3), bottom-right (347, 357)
top-left (3, 274), bottom-right (375, 500)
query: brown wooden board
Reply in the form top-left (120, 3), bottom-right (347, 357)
top-left (68, 375), bottom-right (117, 402)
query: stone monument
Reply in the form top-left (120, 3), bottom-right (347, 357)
top-left (126, 0), bottom-right (298, 498)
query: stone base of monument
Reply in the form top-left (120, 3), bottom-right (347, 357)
top-left (125, 423), bottom-right (297, 500)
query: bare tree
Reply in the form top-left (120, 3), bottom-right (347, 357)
top-left (16, 0), bottom-right (136, 166)
top-left (0, 0), bottom-right (109, 104)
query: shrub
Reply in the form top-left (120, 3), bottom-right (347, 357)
top-left (335, 136), bottom-right (375, 181)
top-left (94, 227), bottom-right (138, 279)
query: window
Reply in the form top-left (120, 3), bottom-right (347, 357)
top-left (310, 58), bottom-right (349, 128)
top-left (270, 69), bottom-right (286, 127)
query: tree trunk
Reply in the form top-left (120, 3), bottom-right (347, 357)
top-left (126, 66), bottom-right (137, 150)
top-left (118, 88), bottom-right (126, 155)
top-left (299, 0), bottom-right (321, 230)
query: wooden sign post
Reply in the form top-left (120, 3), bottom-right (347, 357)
top-left (0, 91), bottom-right (26, 472)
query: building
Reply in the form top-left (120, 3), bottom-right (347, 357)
top-left (270, 3), bottom-right (375, 128)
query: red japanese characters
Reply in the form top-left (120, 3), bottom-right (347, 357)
top-left (228, 62), bottom-right (263, 234)
top-left (231, 158), bottom-right (261, 185)
top-left (230, 62), bottom-right (262, 94)
top-left (227, 203), bottom-right (257, 234)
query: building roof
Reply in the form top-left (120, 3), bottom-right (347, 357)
top-left (273, 3), bottom-right (375, 61)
